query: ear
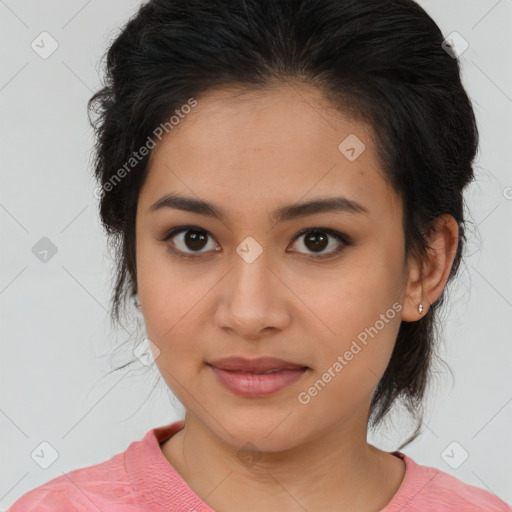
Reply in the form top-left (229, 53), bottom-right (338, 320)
top-left (401, 214), bottom-right (459, 322)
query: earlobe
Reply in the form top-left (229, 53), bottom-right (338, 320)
top-left (401, 214), bottom-right (459, 322)
top-left (400, 258), bottom-right (427, 322)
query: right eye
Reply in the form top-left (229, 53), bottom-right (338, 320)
top-left (162, 226), bottom-right (220, 259)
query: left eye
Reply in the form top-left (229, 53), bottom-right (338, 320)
top-left (290, 228), bottom-right (350, 258)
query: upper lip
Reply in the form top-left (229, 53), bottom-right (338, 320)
top-left (208, 356), bottom-right (309, 372)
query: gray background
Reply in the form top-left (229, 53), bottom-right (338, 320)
top-left (1, 0), bottom-right (511, 508)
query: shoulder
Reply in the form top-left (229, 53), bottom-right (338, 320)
top-left (6, 422), bottom-right (184, 512)
top-left (387, 453), bottom-right (512, 512)
top-left (426, 468), bottom-right (512, 511)
top-left (6, 451), bottom-right (138, 512)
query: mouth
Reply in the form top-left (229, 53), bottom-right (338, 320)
top-left (206, 357), bottom-right (310, 397)
top-left (207, 355), bottom-right (309, 373)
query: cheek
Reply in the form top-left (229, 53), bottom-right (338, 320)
top-left (300, 302), bottom-right (401, 417)
top-left (136, 243), bottom-right (216, 373)
top-left (140, 280), bottom-right (206, 356)
top-left (136, 242), bottom-right (182, 344)
top-left (137, 238), bottom-right (194, 325)
top-left (305, 256), bottom-right (402, 378)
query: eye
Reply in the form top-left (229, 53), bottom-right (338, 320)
top-left (289, 228), bottom-right (351, 259)
top-left (162, 225), bottom-right (219, 259)
top-left (162, 226), bottom-right (351, 260)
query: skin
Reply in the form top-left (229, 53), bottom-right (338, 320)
top-left (135, 82), bottom-right (459, 512)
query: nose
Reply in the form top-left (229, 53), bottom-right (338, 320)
top-left (213, 247), bottom-right (291, 340)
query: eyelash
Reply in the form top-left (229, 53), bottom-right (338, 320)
top-left (161, 225), bottom-right (352, 261)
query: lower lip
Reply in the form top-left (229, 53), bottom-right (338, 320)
top-left (208, 365), bottom-right (308, 397)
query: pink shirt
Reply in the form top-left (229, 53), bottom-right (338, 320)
top-left (7, 420), bottom-right (511, 511)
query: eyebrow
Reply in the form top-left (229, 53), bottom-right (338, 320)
top-left (148, 193), bottom-right (369, 224)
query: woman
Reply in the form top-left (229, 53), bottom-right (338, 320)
top-left (8, 0), bottom-right (511, 510)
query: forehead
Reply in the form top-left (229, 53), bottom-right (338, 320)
top-left (140, 83), bottom-right (402, 225)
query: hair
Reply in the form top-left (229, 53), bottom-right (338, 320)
top-left (88, 0), bottom-right (479, 449)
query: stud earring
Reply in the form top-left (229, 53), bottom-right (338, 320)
top-left (418, 303), bottom-right (423, 314)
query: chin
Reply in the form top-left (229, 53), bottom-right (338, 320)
top-left (209, 414), bottom-right (308, 453)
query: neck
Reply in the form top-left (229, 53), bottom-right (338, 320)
top-left (161, 409), bottom-right (405, 511)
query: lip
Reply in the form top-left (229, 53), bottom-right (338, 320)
top-left (208, 356), bottom-right (308, 372)
top-left (207, 356), bottom-right (309, 398)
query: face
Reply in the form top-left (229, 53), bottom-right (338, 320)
top-left (135, 82), bottom-right (410, 452)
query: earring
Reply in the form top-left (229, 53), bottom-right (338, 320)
top-left (418, 303), bottom-right (423, 314)
top-left (134, 294), bottom-right (141, 309)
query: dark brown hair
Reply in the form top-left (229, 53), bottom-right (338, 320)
top-left (88, 0), bottom-right (479, 449)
